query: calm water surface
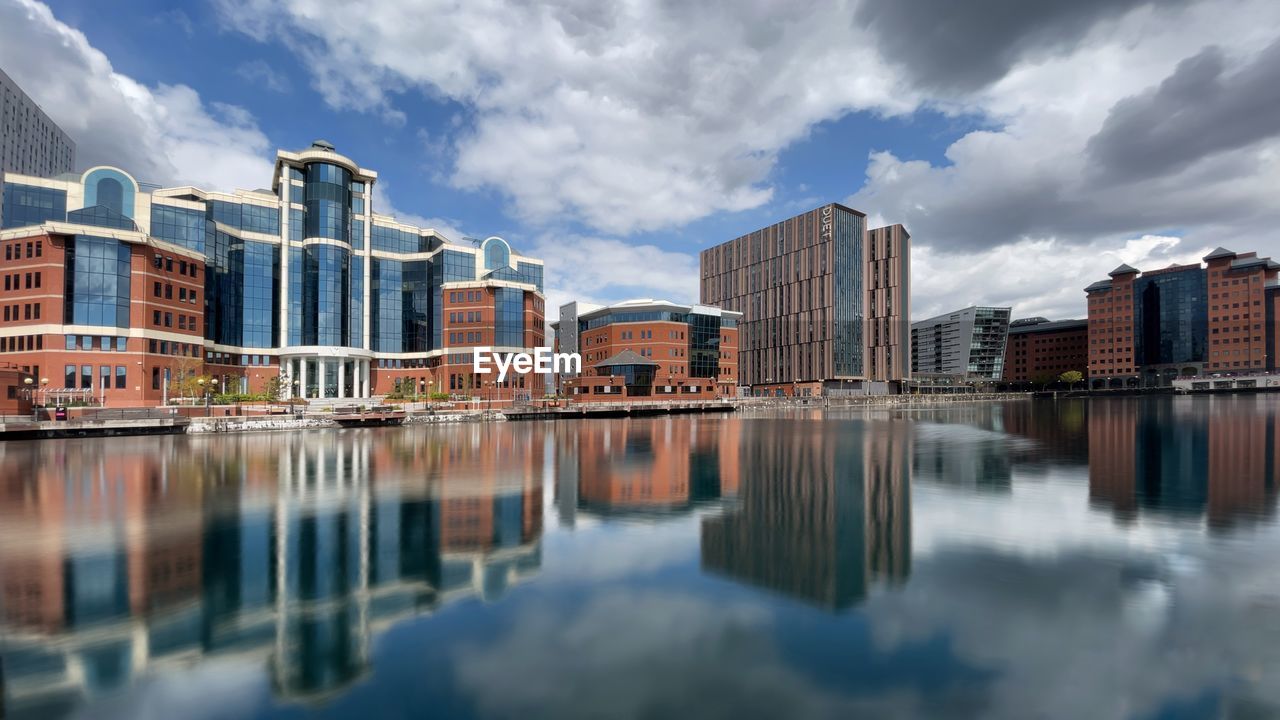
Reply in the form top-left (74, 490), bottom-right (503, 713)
top-left (1, 396), bottom-right (1278, 719)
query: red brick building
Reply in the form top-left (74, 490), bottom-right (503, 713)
top-left (1001, 317), bottom-right (1088, 386)
top-left (1085, 264), bottom-right (1139, 387)
top-left (553, 299), bottom-right (741, 402)
top-left (1203, 247), bottom-right (1279, 374)
top-left (1086, 248), bottom-right (1280, 388)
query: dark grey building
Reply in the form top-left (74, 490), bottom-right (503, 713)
top-left (911, 305), bottom-right (1011, 380)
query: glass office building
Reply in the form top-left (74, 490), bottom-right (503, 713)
top-left (0, 141), bottom-right (545, 404)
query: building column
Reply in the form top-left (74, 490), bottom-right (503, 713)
top-left (338, 360), bottom-right (347, 400)
top-left (362, 361), bottom-right (371, 398)
top-left (299, 358), bottom-right (308, 400)
top-left (318, 359), bottom-right (327, 399)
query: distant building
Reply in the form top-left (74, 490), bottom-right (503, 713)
top-left (699, 204), bottom-right (911, 396)
top-left (551, 299), bottom-right (741, 402)
top-left (910, 306), bottom-right (1011, 381)
top-left (0, 67), bottom-right (75, 180)
top-left (1084, 247), bottom-right (1279, 388)
top-left (1001, 317), bottom-right (1088, 385)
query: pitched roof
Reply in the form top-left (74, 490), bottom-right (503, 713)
top-left (1084, 280), bottom-right (1113, 292)
top-left (1108, 263), bottom-right (1139, 276)
top-left (1203, 246), bottom-right (1236, 261)
top-left (592, 349), bottom-right (660, 367)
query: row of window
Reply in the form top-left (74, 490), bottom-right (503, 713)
top-left (449, 311), bottom-right (484, 324)
top-left (448, 332), bottom-right (484, 344)
top-left (3, 271), bottom-right (41, 291)
top-left (63, 364), bottom-right (128, 390)
top-left (151, 254), bottom-right (200, 278)
top-left (2, 239), bottom-right (43, 260)
top-left (376, 357), bottom-right (435, 369)
top-left (66, 335), bottom-right (128, 351)
top-left (448, 290), bottom-right (485, 303)
top-left (2, 303), bottom-right (41, 321)
top-left (152, 281), bottom-right (200, 304)
top-left (151, 309), bottom-right (200, 331)
top-left (0, 335), bottom-right (42, 352)
top-left (205, 353), bottom-right (275, 366)
top-left (147, 339), bottom-right (201, 357)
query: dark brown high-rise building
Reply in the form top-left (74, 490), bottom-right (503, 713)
top-left (699, 204), bottom-right (910, 395)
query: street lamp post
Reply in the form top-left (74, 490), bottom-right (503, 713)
top-left (39, 377), bottom-right (48, 408)
top-left (419, 379), bottom-right (426, 410)
top-left (22, 377), bottom-right (34, 419)
top-left (427, 379), bottom-right (435, 412)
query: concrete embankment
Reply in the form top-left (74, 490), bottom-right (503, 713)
top-left (187, 410), bottom-right (500, 434)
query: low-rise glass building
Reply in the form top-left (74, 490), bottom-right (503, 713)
top-left (0, 141), bottom-right (545, 405)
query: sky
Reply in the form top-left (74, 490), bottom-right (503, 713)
top-left (2, 0), bottom-right (1279, 322)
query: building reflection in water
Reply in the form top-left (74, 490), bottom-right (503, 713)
top-left (700, 418), bottom-right (912, 611)
top-left (555, 417), bottom-right (742, 523)
top-left (0, 427), bottom-right (543, 718)
top-left (1088, 396), bottom-right (1278, 530)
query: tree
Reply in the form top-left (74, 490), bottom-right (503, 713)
top-left (1033, 372), bottom-right (1058, 391)
top-left (264, 375), bottom-right (284, 402)
top-left (1059, 370), bottom-right (1084, 391)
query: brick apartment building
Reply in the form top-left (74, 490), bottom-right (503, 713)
top-left (553, 299), bottom-right (740, 402)
top-left (1001, 317), bottom-right (1088, 386)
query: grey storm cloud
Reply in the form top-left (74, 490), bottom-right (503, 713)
top-left (1086, 38), bottom-right (1280, 182)
top-left (853, 0), bottom-right (1190, 93)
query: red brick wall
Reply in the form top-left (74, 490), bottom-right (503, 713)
top-left (1002, 324), bottom-right (1088, 383)
top-left (1205, 254), bottom-right (1276, 373)
top-left (1087, 273), bottom-right (1136, 378)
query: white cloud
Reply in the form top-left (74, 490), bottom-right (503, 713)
top-left (850, 0), bottom-right (1280, 318)
top-left (0, 0), bottom-right (273, 190)
top-left (528, 233), bottom-right (701, 319)
top-left (908, 234), bottom-right (1209, 320)
top-left (214, 0), bottom-right (1280, 321)
top-left (214, 0), bottom-right (918, 234)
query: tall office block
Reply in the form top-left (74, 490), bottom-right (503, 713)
top-left (699, 203), bottom-right (911, 396)
top-left (865, 224), bottom-right (910, 384)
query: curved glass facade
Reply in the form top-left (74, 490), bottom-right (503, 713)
top-left (303, 163), bottom-right (352, 242)
top-left (301, 244), bottom-right (351, 346)
top-left (484, 237), bottom-right (511, 270)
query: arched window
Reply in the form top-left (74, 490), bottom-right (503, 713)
top-left (96, 178), bottom-right (124, 214)
top-left (483, 236), bottom-right (510, 270)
